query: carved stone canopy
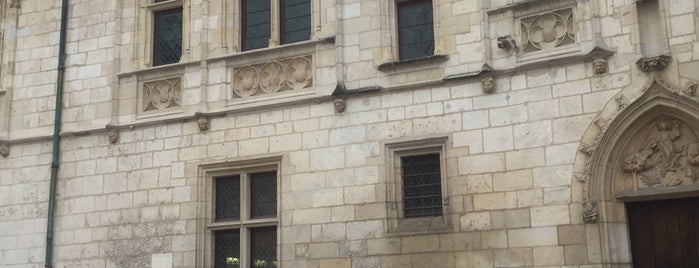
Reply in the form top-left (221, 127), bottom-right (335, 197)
top-left (586, 77), bottom-right (699, 202)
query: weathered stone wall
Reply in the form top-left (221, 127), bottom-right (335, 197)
top-left (0, 0), bottom-right (697, 267)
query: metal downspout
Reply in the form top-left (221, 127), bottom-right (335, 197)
top-left (45, 0), bottom-right (69, 267)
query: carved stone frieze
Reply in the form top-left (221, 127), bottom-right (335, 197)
top-left (620, 120), bottom-right (699, 191)
top-left (520, 8), bottom-right (575, 53)
top-left (231, 55), bottom-right (313, 98)
top-left (636, 55), bottom-right (671, 73)
top-left (142, 77), bottom-right (182, 112)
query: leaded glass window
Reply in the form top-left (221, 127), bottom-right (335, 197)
top-left (250, 172), bottom-right (277, 219)
top-left (211, 167), bottom-right (278, 268)
top-left (280, 0), bottom-right (311, 44)
top-left (397, 0), bottom-right (434, 60)
top-left (401, 153), bottom-right (443, 218)
top-left (153, 7), bottom-right (182, 66)
top-left (250, 227), bottom-right (277, 268)
top-left (216, 176), bottom-right (241, 221)
top-left (242, 0), bottom-right (271, 51)
top-left (214, 230), bottom-right (241, 268)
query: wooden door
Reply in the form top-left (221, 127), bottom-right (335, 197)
top-left (626, 197), bottom-right (699, 268)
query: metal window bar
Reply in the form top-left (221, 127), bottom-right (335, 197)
top-left (401, 153), bottom-right (443, 218)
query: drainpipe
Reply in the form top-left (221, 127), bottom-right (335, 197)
top-left (45, 0), bottom-right (69, 267)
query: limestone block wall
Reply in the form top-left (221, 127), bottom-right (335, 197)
top-left (0, 0), bottom-right (697, 267)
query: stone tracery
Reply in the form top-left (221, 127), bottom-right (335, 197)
top-left (231, 55), bottom-right (313, 98)
top-left (143, 77), bottom-right (182, 112)
top-left (520, 8), bottom-right (575, 52)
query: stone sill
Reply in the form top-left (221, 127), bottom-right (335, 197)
top-left (387, 216), bottom-right (453, 237)
top-left (205, 36), bottom-right (335, 66)
top-left (145, 0), bottom-right (183, 11)
top-left (116, 59), bottom-right (199, 78)
top-left (377, 54), bottom-right (449, 72)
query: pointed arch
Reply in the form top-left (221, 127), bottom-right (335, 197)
top-left (575, 75), bottom-right (699, 265)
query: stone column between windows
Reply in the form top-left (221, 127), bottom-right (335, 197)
top-left (269, 0), bottom-right (280, 47)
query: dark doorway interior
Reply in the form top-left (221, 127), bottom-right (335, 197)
top-left (627, 196), bottom-right (699, 268)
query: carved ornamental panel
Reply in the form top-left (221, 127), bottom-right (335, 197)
top-left (520, 8), bottom-right (575, 53)
top-left (231, 55), bottom-right (313, 98)
top-left (616, 118), bottom-right (699, 195)
top-left (142, 77), bottom-right (182, 112)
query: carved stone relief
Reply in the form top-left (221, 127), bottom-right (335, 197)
top-left (620, 119), bottom-right (699, 192)
top-left (636, 55), bottom-right (671, 73)
top-left (142, 77), bottom-right (182, 112)
top-left (231, 55), bottom-right (313, 98)
top-left (520, 8), bottom-right (575, 53)
top-left (0, 143), bottom-right (9, 157)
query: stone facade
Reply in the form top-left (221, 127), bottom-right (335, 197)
top-left (0, 0), bottom-right (698, 267)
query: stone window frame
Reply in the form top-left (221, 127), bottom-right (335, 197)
top-left (138, 0), bottom-right (191, 68)
top-left (218, 0), bottom-right (321, 53)
top-left (384, 137), bottom-right (452, 234)
top-left (197, 157), bottom-right (282, 268)
top-left (376, 0), bottom-right (448, 70)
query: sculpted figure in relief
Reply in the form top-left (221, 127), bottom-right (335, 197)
top-left (621, 120), bottom-right (698, 189)
top-left (0, 143), bottom-right (8, 157)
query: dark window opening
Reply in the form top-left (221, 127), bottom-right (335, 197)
top-left (153, 7), bottom-right (182, 66)
top-left (250, 227), bottom-right (278, 268)
top-left (397, 0), bottom-right (434, 60)
top-left (214, 229), bottom-right (241, 268)
top-left (280, 0), bottom-right (311, 44)
top-left (401, 153), bottom-right (443, 218)
top-left (250, 172), bottom-right (278, 219)
top-left (242, 0), bottom-right (271, 51)
top-left (215, 176), bottom-right (241, 221)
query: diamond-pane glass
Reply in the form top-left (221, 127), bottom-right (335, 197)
top-left (401, 153), bottom-right (442, 218)
top-left (251, 227), bottom-right (277, 268)
top-left (397, 0), bottom-right (434, 60)
top-left (214, 229), bottom-right (240, 268)
top-left (281, 0), bottom-right (311, 44)
top-left (250, 172), bottom-right (277, 219)
top-left (242, 0), bottom-right (271, 51)
top-left (153, 7), bottom-right (182, 66)
top-left (216, 176), bottom-right (241, 221)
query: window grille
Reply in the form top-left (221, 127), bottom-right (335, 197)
top-left (401, 153), bottom-right (443, 218)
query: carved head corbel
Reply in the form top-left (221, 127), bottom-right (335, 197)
top-left (107, 128), bottom-right (119, 144)
top-left (197, 116), bottom-right (210, 131)
top-left (333, 99), bottom-right (346, 113)
top-left (481, 76), bottom-right (496, 94)
top-left (0, 143), bottom-right (9, 157)
top-left (593, 58), bottom-right (608, 75)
